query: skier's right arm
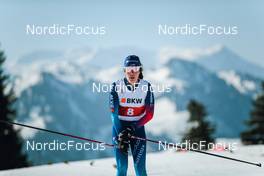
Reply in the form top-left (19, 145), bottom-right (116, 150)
top-left (109, 82), bottom-right (122, 134)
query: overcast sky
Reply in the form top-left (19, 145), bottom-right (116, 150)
top-left (0, 0), bottom-right (263, 67)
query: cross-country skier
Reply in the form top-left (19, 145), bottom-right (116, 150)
top-left (109, 55), bottom-right (155, 176)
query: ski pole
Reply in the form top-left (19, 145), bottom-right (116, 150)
top-left (0, 120), bottom-right (114, 147)
top-left (1, 120), bottom-right (261, 167)
top-left (130, 135), bottom-right (262, 167)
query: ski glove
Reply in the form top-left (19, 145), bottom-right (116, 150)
top-left (117, 127), bottom-right (135, 154)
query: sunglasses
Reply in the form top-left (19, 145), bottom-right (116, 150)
top-left (124, 66), bottom-right (141, 72)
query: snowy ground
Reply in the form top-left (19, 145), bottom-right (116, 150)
top-left (0, 144), bottom-right (263, 176)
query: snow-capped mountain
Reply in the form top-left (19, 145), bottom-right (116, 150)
top-left (5, 46), bottom-right (263, 165)
top-left (150, 59), bottom-right (260, 138)
top-left (196, 46), bottom-right (264, 79)
top-left (16, 72), bottom-right (112, 164)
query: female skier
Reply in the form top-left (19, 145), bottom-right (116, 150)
top-left (109, 55), bottom-right (155, 176)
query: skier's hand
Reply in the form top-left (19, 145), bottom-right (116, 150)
top-left (117, 127), bottom-right (134, 154)
top-left (118, 127), bottom-right (134, 143)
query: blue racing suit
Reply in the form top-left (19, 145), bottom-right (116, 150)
top-left (109, 78), bottom-right (154, 176)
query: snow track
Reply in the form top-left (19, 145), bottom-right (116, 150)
top-left (0, 147), bottom-right (263, 176)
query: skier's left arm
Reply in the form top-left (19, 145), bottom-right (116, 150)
top-left (137, 83), bottom-right (154, 127)
top-left (110, 82), bottom-right (122, 134)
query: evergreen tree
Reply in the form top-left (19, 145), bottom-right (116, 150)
top-left (0, 48), bottom-right (29, 170)
top-left (182, 99), bottom-right (215, 150)
top-left (241, 82), bottom-right (264, 144)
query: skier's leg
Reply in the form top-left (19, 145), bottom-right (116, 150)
top-left (113, 127), bottom-right (128, 176)
top-left (130, 126), bottom-right (147, 176)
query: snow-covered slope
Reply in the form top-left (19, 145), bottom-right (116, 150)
top-left (217, 70), bottom-right (261, 96)
top-left (0, 143), bottom-right (263, 176)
